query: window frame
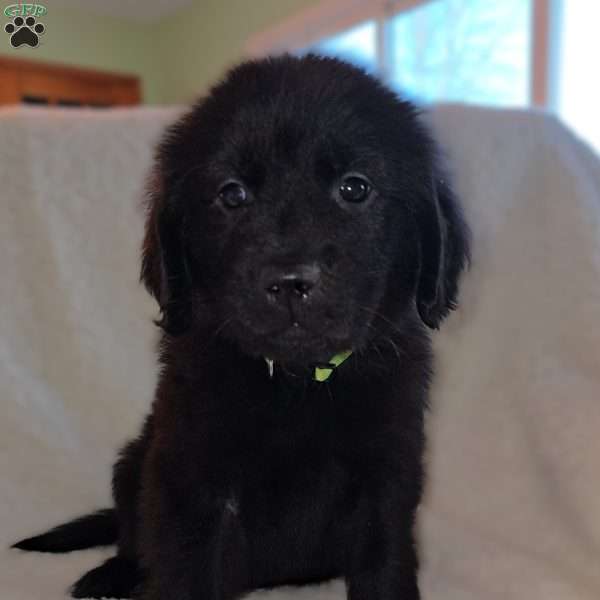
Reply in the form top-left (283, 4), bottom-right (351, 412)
top-left (246, 0), bottom-right (555, 108)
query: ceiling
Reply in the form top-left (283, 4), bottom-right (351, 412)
top-left (51, 0), bottom-right (195, 23)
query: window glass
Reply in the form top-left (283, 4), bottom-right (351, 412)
top-left (388, 0), bottom-right (532, 106)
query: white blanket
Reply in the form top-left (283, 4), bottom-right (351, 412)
top-left (1, 104), bottom-right (599, 600)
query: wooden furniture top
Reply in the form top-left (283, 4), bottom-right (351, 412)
top-left (0, 56), bottom-right (141, 107)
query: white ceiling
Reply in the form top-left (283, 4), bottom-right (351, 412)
top-left (52, 0), bottom-right (195, 23)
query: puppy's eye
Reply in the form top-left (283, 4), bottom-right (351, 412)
top-left (218, 181), bottom-right (250, 209)
top-left (338, 175), bottom-right (372, 203)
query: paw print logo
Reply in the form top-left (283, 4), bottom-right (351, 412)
top-left (4, 15), bottom-right (45, 48)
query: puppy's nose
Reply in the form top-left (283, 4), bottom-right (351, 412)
top-left (261, 263), bottom-right (321, 300)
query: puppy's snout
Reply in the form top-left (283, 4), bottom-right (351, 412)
top-left (260, 263), bottom-right (321, 301)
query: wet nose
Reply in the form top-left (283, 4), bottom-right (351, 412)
top-left (260, 263), bottom-right (321, 301)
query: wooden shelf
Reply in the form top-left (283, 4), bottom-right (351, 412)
top-left (0, 56), bottom-right (141, 107)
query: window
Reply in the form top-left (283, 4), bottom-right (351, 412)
top-left (302, 0), bottom-right (533, 107)
top-left (386, 0), bottom-right (532, 106)
top-left (247, 0), bottom-right (600, 153)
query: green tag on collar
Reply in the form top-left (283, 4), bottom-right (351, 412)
top-left (264, 350), bottom-right (352, 382)
top-left (314, 350), bottom-right (352, 382)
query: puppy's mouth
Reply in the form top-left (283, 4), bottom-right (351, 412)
top-left (234, 319), bottom-right (353, 366)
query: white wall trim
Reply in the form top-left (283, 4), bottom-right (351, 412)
top-left (245, 0), bottom-right (432, 57)
top-left (245, 0), bottom-right (386, 57)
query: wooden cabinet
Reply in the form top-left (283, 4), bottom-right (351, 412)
top-left (0, 57), bottom-right (141, 107)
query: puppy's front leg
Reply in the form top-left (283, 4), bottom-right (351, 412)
top-left (139, 459), bottom-right (247, 600)
top-left (345, 489), bottom-right (421, 600)
top-left (140, 502), bottom-right (247, 600)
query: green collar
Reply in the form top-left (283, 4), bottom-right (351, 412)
top-left (265, 350), bottom-right (352, 382)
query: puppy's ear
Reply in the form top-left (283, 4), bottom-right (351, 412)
top-left (141, 171), bottom-right (192, 336)
top-left (416, 175), bottom-right (470, 329)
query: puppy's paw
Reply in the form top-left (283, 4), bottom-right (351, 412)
top-left (70, 556), bottom-right (141, 599)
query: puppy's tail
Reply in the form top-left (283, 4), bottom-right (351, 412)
top-left (11, 508), bottom-right (118, 553)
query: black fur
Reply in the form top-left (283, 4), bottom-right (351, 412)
top-left (70, 556), bottom-right (142, 599)
top-left (11, 509), bottom-right (117, 553)
top-left (13, 55), bottom-right (469, 600)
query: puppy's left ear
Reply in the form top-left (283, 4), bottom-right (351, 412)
top-left (416, 175), bottom-right (470, 329)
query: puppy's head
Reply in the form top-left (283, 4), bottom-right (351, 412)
top-left (142, 55), bottom-right (469, 365)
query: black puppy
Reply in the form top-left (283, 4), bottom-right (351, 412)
top-left (13, 55), bottom-right (469, 600)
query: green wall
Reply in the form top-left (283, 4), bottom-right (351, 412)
top-left (154, 0), bottom-right (318, 104)
top-left (0, 0), bottom-right (318, 104)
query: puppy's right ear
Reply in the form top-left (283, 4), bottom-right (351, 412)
top-left (141, 170), bottom-right (192, 336)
